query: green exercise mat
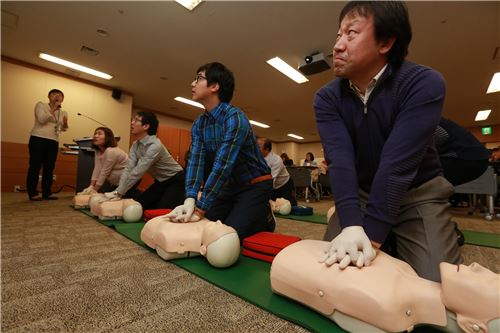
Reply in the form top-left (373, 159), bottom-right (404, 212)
top-left (463, 230), bottom-right (500, 248)
top-left (281, 214), bottom-right (328, 224)
top-left (76, 209), bottom-right (475, 333)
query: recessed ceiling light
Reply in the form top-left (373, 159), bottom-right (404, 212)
top-left (160, 76), bottom-right (168, 80)
top-left (475, 109), bottom-right (491, 121)
top-left (487, 72), bottom-right (500, 94)
top-left (266, 57), bottom-right (309, 84)
top-left (38, 52), bottom-right (112, 80)
top-left (174, 96), bottom-right (204, 109)
top-left (175, 0), bottom-right (202, 11)
top-left (249, 120), bottom-right (270, 128)
top-left (287, 133), bottom-right (304, 140)
top-left (96, 29), bottom-right (109, 37)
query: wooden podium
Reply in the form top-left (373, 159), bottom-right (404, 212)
top-left (73, 137), bottom-right (95, 193)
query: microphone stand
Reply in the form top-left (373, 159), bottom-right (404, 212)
top-left (77, 113), bottom-right (108, 127)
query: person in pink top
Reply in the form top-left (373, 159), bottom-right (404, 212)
top-left (80, 127), bottom-right (128, 193)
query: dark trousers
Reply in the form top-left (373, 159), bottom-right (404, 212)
top-left (26, 136), bottom-right (59, 198)
top-left (205, 179), bottom-right (273, 239)
top-left (271, 177), bottom-right (297, 206)
top-left (135, 171), bottom-right (185, 210)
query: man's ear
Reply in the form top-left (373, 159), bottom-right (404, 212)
top-left (209, 82), bottom-right (220, 94)
top-left (143, 123), bottom-right (150, 132)
top-left (379, 37), bottom-right (396, 55)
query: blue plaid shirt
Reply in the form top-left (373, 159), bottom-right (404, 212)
top-left (186, 102), bottom-right (270, 211)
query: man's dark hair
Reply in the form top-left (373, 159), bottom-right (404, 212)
top-left (91, 127), bottom-right (118, 150)
top-left (197, 62), bottom-right (235, 102)
top-left (136, 111), bottom-right (159, 135)
top-left (340, 1), bottom-right (412, 68)
top-left (48, 89), bottom-right (64, 97)
top-left (262, 138), bottom-right (272, 152)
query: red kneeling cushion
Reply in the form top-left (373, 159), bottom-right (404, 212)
top-left (143, 208), bottom-right (172, 221)
top-left (242, 232), bottom-right (301, 262)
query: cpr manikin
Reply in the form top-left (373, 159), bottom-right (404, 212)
top-left (140, 217), bottom-right (240, 268)
top-left (89, 193), bottom-right (143, 223)
top-left (72, 188), bottom-right (98, 209)
top-left (270, 198), bottom-right (292, 215)
top-left (271, 240), bottom-right (500, 333)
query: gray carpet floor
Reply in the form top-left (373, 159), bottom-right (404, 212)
top-left (2, 192), bottom-right (499, 332)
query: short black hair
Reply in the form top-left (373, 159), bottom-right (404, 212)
top-left (91, 127), bottom-right (118, 150)
top-left (136, 111), bottom-right (159, 135)
top-left (48, 89), bottom-right (64, 97)
top-left (262, 138), bottom-right (272, 152)
top-left (306, 152), bottom-right (315, 161)
top-left (340, 1), bottom-right (412, 68)
top-left (196, 62), bottom-right (235, 102)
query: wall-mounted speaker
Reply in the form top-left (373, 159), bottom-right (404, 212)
top-left (112, 88), bottom-right (122, 100)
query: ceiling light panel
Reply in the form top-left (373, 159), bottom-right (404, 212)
top-left (176, 0), bottom-right (202, 11)
top-left (38, 52), bottom-right (112, 80)
top-left (487, 72), bottom-right (500, 94)
top-left (249, 120), bottom-right (270, 128)
top-left (174, 96), bottom-right (204, 109)
top-left (475, 109), bottom-right (491, 121)
top-left (287, 133), bottom-right (304, 140)
top-left (266, 57), bottom-right (309, 84)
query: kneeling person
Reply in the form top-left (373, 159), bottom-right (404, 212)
top-left (106, 111), bottom-right (185, 210)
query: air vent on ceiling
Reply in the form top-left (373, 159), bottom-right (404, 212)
top-left (80, 46), bottom-right (99, 56)
top-left (65, 68), bottom-right (81, 77)
top-left (1, 10), bottom-right (18, 29)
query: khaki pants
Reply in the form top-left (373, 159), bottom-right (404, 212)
top-left (323, 176), bottom-right (463, 282)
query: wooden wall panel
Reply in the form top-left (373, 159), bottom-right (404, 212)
top-left (1, 141), bottom-right (77, 193)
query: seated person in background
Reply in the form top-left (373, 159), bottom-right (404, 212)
top-left (434, 117), bottom-right (490, 186)
top-left (280, 153), bottom-right (294, 166)
top-left (105, 111), bottom-right (185, 210)
top-left (80, 127), bottom-right (128, 194)
top-left (258, 137), bottom-right (298, 206)
top-left (302, 152), bottom-right (318, 166)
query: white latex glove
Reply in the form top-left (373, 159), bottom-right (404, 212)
top-left (319, 226), bottom-right (376, 269)
top-left (164, 198), bottom-right (199, 223)
top-left (104, 190), bottom-right (121, 201)
top-left (80, 185), bottom-right (95, 195)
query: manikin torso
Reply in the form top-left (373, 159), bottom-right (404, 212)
top-left (271, 240), bottom-right (500, 333)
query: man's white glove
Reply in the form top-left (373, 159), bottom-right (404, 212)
top-left (319, 226), bottom-right (376, 269)
top-left (164, 198), bottom-right (200, 223)
top-left (104, 190), bottom-right (121, 201)
top-left (80, 185), bottom-right (95, 195)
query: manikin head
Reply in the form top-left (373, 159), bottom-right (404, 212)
top-left (271, 198), bottom-right (292, 215)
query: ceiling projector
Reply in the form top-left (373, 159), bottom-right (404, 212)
top-left (298, 53), bottom-right (331, 76)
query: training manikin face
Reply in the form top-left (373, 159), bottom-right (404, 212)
top-left (440, 262), bottom-right (500, 333)
top-left (270, 198), bottom-right (292, 215)
top-left (140, 217), bottom-right (240, 268)
top-left (271, 240), bottom-right (448, 333)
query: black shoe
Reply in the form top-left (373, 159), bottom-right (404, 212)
top-left (452, 221), bottom-right (465, 247)
top-left (42, 195), bottom-right (58, 200)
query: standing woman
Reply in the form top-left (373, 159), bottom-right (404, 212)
top-left (27, 89), bottom-right (68, 201)
top-left (81, 127), bottom-right (127, 193)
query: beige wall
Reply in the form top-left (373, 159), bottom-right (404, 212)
top-left (273, 141), bottom-right (324, 165)
top-left (1, 60), bottom-right (133, 151)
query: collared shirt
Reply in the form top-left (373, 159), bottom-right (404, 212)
top-left (264, 151), bottom-right (290, 189)
top-left (186, 102), bottom-right (270, 211)
top-left (349, 64), bottom-right (387, 111)
top-left (30, 102), bottom-right (68, 142)
top-left (116, 135), bottom-right (183, 195)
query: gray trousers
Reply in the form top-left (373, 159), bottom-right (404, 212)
top-left (323, 176), bottom-right (463, 282)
